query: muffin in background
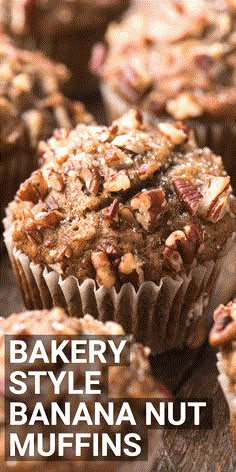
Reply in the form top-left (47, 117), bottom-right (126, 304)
top-left (209, 300), bottom-right (236, 448)
top-left (0, 0), bottom-right (129, 98)
top-left (4, 109), bottom-right (236, 354)
top-left (0, 307), bottom-right (170, 470)
top-left (0, 34), bottom-right (94, 224)
top-left (92, 0), bottom-right (236, 190)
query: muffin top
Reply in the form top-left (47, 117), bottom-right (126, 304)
top-left (94, 0), bottom-right (236, 120)
top-left (0, 307), bottom-right (170, 399)
top-left (209, 300), bottom-right (236, 385)
top-left (0, 0), bottom-right (129, 35)
top-left (7, 110), bottom-right (236, 289)
top-left (0, 35), bottom-right (94, 155)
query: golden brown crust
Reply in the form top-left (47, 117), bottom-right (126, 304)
top-left (7, 110), bottom-right (236, 289)
top-left (95, 0), bottom-right (236, 120)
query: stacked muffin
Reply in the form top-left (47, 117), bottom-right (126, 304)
top-left (0, 307), bottom-right (170, 470)
top-left (0, 0), bottom-right (129, 98)
top-left (0, 34), bottom-right (94, 224)
top-left (4, 110), bottom-right (236, 353)
top-left (92, 0), bottom-right (236, 189)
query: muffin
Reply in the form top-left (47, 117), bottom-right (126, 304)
top-left (92, 0), bottom-right (236, 190)
top-left (0, 34), bottom-right (94, 225)
top-left (209, 300), bottom-right (236, 448)
top-left (0, 307), bottom-right (170, 469)
top-left (4, 109), bottom-right (236, 354)
top-left (0, 0), bottom-right (129, 98)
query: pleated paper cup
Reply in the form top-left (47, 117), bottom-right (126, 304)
top-left (4, 211), bottom-right (236, 355)
top-left (101, 82), bottom-right (236, 192)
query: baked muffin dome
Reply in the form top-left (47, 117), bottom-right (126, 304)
top-left (7, 109), bottom-right (236, 289)
top-left (97, 0), bottom-right (236, 121)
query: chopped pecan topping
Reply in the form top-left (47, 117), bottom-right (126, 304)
top-left (17, 171), bottom-right (48, 203)
top-left (137, 161), bottom-right (161, 180)
top-left (119, 207), bottom-right (135, 223)
top-left (131, 189), bottom-right (166, 231)
top-left (104, 146), bottom-right (133, 169)
top-left (158, 122), bottom-right (188, 145)
top-left (47, 172), bottom-right (64, 192)
top-left (162, 224), bottom-right (203, 271)
top-left (197, 176), bottom-right (231, 222)
top-left (104, 171), bottom-right (131, 192)
top-left (80, 166), bottom-right (102, 196)
top-left (102, 199), bottom-right (120, 227)
top-left (111, 134), bottom-right (145, 154)
top-left (91, 251), bottom-right (117, 288)
top-left (45, 195), bottom-right (59, 211)
top-left (33, 210), bottom-right (64, 228)
top-left (173, 178), bottom-right (203, 214)
top-left (118, 253), bottom-right (144, 283)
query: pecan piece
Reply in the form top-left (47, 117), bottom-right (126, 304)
top-left (104, 171), bottom-right (131, 192)
top-left (131, 189), bottom-right (166, 231)
top-left (91, 251), bottom-right (117, 288)
top-left (173, 178), bottom-right (203, 214)
top-left (162, 225), bottom-right (203, 271)
top-left (45, 195), bottom-right (59, 211)
top-left (17, 171), bottom-right (48, 203)
top-left (137, 161), bottom-right (161, 180)
top-left (33, 210), bottom-right (64, 228)
top-left (111, 134), bottom-right (145, 154)
top-left (197, 176), bottom-right (231, 222)
top-left (118, 253), bottom-right (144, 284)
top-left (104, 147), bottom-right (133, 169)
top-left (158, 122), bottom-right (188, 145)
top-left (102, 199), bottom-right (120, 227)
top-left (80, 166), bottom-right (102, 196)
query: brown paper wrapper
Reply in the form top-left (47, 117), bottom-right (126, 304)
top-left (101, 82), bottom-right (236, 192)
top-left (216, 353), bottom-right (236, 448)
top-left (4, 211), bottom-right (236, 354)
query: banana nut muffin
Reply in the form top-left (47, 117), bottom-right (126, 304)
top-left (4, 110), bottom-right (236, 352)
top-left (0, 0), bottom-right (129, 98)
top-left (92, 0), bottom-right (236, 188)
top-left (0, 34), bottom-right (94, 223)
top-left (0, 307), bottom-right (170, 469)
top-left (209, 300), bottom-right (236, 447)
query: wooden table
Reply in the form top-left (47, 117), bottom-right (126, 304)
top-left (1, 251), bottom-right (235, 472)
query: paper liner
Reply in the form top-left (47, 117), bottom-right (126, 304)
top-left (4, 210), bottom-right (236, 354)
top-left (101, 82), bottom-right (236, 192)
top-left (216, 352), bottom-right (236, 448)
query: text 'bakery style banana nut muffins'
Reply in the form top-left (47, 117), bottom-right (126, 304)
top-left (0, 0), bottom-right (130, 98)
top-left (92, 0), bottom-right (236, 189)
top-left (0, 307), bottom-right (170, 471)
top-left (209, 300), bottom-right (236, 448)
top-left (0, 34), bottom-right (94, 224)
top-left (4, 110), bottom-right (236, 354)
